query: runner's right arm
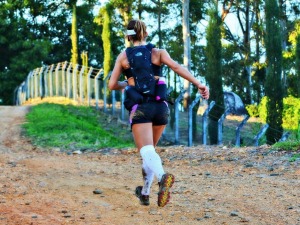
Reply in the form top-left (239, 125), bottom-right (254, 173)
top-left (159, 49), bottom-right (209, 99)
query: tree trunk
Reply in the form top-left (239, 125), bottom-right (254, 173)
top-left (182, 0), bottom-right (191, 110)
top-left (158, 0), bottom-right (162, 49)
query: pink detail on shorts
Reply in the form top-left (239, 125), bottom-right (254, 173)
top-left (129, 104), bottom-right (138, 124)
top-left (157, 81), bottom-right (166, 85)
top-left (156, 96), bottom-right (161, 101)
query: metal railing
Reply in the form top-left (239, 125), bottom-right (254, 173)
top-left (15, 62), bottom-right (104, 107)
top-left (15, 62), bottom-right (289, 147)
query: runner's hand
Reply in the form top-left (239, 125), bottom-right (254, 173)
top-left (198, 85), bottom-right (209, 100)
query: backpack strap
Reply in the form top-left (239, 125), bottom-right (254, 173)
top-left (125, 47), bottom-right (134, 65)
top-left (145, 43), bottom-right (155, 51)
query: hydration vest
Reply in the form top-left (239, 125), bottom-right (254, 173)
top-left (125, 43), bottom-right (156, 96)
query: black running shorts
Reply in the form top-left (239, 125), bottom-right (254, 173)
top-left (129, 101), bottom-right (170, 126)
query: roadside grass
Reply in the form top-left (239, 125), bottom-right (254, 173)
top-left (22, 103), bottom-right (134, 152)
top-left (288, 153), bottom-right (300, 162)
top-left (271, 140), bottom-right (300, 162)
top-left (272, 140), bottom-right (300, 151)
top-left (22, 99), bottom-right (299, 160)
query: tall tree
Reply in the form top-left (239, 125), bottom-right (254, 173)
top-left (111, 0), bottom-right (134, 47)
top-left (278, 0), bottom-right (288, 91)
top-left (296, 33), bottom-right (300, 97)
top-left (69, 0), bottom-right (78, 65)
top-left (96, 3), bottom-right (113, 78)
top-left (148, 0), bottom-right (178, 48)
top-left (221, 0), bottom-right (255, 104)
top-left (0, 0), bottom-right (104, 105)
top-left (220, 0), bottom-right (299, 104)
top-left (182, 0), bottom-right (191, 109)
top-left (252, 0), bottom-right (265, 103)
top-left (285, 21), bottom-right (300, 97)
top-left (205, 5), bottom-right (224, 145)
top-left (67, 0), bottom-right (99, 66)
top-left (265, 0), bottom-right (284, 144)
top-left (75, 1), bottom-right (104, 67)
top-left (0, 1), bottom-right (51, 105)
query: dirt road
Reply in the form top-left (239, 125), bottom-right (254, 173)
top-left (0, 106), bottom-right (299, 225)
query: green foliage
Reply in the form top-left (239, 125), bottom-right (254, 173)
top-left (190, 0), bottom-right (205, 22)
top-left (0, 0), bottom-right (104, 105)
top-left (205, 7), bottom-right (223, 110)
top-left (1, 0), bottom-right (299, 110)
top-left (282, 96), bottom-right (300, 130)
top-left (77, 3), bottom-right (104, 68)
top-left (272, 140), bottom-right (300, 152)
top-left (272, 140), bottom-right (300, 162)
top-left (247, 96), bottom-right (300, 132)
top-left (284, 21), bottom-right (300, 97)
top-left (71, 4), bottom-right (78, 65)
top-left (264, 0), bottom-right (284, 144)
top-left (258, 96), bottom-right (268, 122)
top-left (205, 5), bottom-right (224, 144)
top-left (110, 0), bottom-right (134, 30)
top-left (100, 4), bottom-right (112, 78)
top-left (23, 103), bottom-right (134, 151)
top-left (289, 153), bottom-right (300, 162)
top-left (0, 20), bottom-right (52, 104)
top-left (251, 63), bottom-right (266, 103)
top-left (245, 104), bottom-right (259, 117)
top-left (296, 33), bottom-right (300, 97)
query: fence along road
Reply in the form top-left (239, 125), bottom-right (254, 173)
top-left (15, 62), bottom-right (288, 147)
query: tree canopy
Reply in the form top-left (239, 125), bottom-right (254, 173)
top-left (0, 0), bottom-right (299, 142)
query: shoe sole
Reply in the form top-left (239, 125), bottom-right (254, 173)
top-left (135, 186), bottom-right (150, 206)
top-left (157, 174), bottom-right (175, 207)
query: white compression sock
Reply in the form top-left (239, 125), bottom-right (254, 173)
top-left (140, 145), bottom-right (165, 182)
top-left (141, 160), bottom-right (154, 195)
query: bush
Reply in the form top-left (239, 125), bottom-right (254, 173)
top-left (272, 140), bottom-right (300, 151)
top-left (282, 96), bottom-right (300, 130)
top-left (258, 96), bottom-right (268, 122)
top-left (246, 96), bottom-right (300, 131)
top-left (247, 95), bottom-right (300, 131)
top-left (245, 104), bottom-right (259, 117)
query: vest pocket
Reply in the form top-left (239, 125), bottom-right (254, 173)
top-left (124, 86), bottom-right (143, 110)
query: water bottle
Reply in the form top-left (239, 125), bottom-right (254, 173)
top-left (155, 77), bottom-right (167, 101)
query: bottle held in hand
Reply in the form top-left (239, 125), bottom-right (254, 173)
top-left (155, 77), bottom-right (167, 101)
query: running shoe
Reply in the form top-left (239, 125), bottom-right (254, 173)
top-left (157, 173), bottom-right (175, 207)
top-left (135, 186), bottom-right (150, 206)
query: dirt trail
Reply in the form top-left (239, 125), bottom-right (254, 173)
top-left (0, 106), bottom-right (299, 225)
